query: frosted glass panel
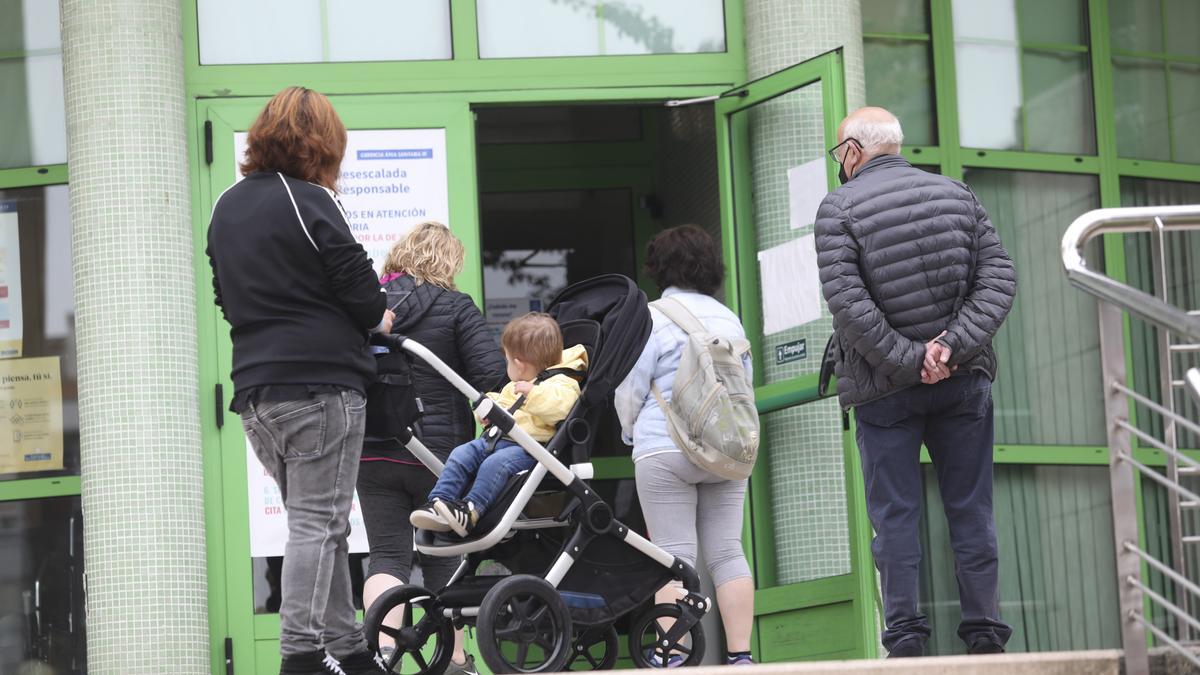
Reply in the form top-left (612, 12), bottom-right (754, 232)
top-left (477, 0), bottom-right (726, 58)
top-left (1171, 64), bottom-right (1200, 164)
top-left (1, 0), bottom-right (61, 52)
top-left (326, 0), bottom-right (451, 62)
top-left (198, 0), bottom-right (322, 65)
top-left (952, 0), bottom-right (1018, 41)
top-left (964, 169), bottom-right (1105, 446)
top-left (1023, 50), bottom-right (1096, 154)
top-left (197, 0), bottom-right (452, 64)
top-left (864, 39), bottom-right (937, 146)
top-left (1109, 0), bottom-right (1164, 53)
top-left (0, 55), bottom-right (67, 169)
top-left (862, 0), bottom-right (927, 35)
top-left (1166, 0), bottom-right (1200, 57)
top-left (1018, 0), bottom-right (1087, 45)
top-left (23, 55), bottom-right (67, 167)
top-left (1113, 57), bottom-right (1170, 161)
top-left (955, 43), bottom-right (1022, 150)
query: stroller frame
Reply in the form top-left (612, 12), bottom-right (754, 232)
top-left (370, 333), bottom-right (711, 672)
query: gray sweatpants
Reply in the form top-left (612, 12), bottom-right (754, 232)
top-left (241, 390), bottom-right (369, 659)
top-left (634, 452), bottom-right (751, 587)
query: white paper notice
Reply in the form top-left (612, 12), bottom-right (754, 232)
top-left (246, 441), bottom-right (371, 558)
top-left (787, 158), bottom-right (829, 230)
top-left (485, 297), bottom-right (546, 341)
top-left (234, 128), bottom-right (450, 275)
top-left (0, 201), bottom-right (23, 359)
top-left (758, 234), bottom-right (823, 335)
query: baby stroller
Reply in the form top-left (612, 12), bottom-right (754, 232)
top-left (362, 274), bottom-right (711, 674)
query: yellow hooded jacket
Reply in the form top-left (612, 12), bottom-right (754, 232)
top-left (487, 344), bottom-right (589, 442)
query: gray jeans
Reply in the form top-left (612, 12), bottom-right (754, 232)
top-left (241, 390), bottom-right (369, 658)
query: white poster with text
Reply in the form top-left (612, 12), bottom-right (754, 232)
top-left (246, 441), bottom-right (371, 558)
top-left (0, 201), bottom-right (23, 358)
top-left (234, 128), bottom-right (450, 275)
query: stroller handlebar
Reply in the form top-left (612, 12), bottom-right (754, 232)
top-left (386, 336), bottom-right (483, 402)
top-left (369, 332), bottom-right (406, 349)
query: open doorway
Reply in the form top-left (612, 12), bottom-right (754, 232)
top-left (472, 101), bottom-right (726, 663)
top-left (473, 101), bottom-right (722, 450)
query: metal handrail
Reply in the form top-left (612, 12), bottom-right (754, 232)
top-left (1062, 205), bottom-right (1200, 675)
top-left (1062, 205), bottom-right (1200, 341)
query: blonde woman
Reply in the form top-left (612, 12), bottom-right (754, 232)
top-left (358, 222), bottom-right (505, 673)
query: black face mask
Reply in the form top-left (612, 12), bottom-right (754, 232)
top-left (838, 162), bottom-right (849, 185)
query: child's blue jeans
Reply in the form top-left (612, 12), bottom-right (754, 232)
top-left (428, 437), bottom-right (537, 514)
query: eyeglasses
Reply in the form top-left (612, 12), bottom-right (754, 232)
top-left (827, 138), bottom-right (862, 164)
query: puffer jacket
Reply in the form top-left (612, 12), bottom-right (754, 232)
top-left (362, 274), bottom-right (507, 461)
top-left (814, 154), bottom-right (1017, 408)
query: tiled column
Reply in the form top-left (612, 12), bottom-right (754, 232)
top-left (60, 2), bottom-right (208, 673)
top-left (742, 0), bottom-right (865, 585)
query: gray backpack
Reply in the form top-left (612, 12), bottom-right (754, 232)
top-left (650, 297), bottom-right (760, 480)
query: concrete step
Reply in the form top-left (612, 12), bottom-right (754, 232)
top-left (681, 650), bottom-right (1122, 675)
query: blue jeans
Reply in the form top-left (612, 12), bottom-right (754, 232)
top-left (854, 373), bottom-right (1013, 652)
top-left (428, 438), bottom-right (536, 514)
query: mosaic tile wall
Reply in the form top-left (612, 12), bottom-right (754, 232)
top-left (743, 0), bottom-right (865, 585)
top-left (60, 1), bottom-right (208, 672)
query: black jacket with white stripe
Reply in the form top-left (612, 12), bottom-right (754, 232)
top-left (206, 171), bottom-right (386, 399)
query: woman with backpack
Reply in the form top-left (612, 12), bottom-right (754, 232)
top-left (615, 225), bottom-right (757, 667)
top-left (358, 221), bottom-right (506, 673)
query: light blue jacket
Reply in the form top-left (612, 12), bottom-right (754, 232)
top-left (614, 287), bottom-right (753, 462)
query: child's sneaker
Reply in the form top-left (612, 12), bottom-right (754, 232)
top-left (409, 500), bottom-right (452, 532)
top-left (434, 499), bottom-right (479, 537)
top-left (643, 649), bottom-right (683, 668)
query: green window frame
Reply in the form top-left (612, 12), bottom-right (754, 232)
top-left (0, 163), bottom-right (73, 505)
top-left (862, 0), bottom-right (938, 148)
top-left (858, 0), bottom-right (1200, 656)
top-left (1108, 0), bottom-right (1200, 165)
top-left (181, 0), bottom-right (748, 99)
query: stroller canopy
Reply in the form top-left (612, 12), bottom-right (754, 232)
top-left (546, 274), bottom-right (652, 405)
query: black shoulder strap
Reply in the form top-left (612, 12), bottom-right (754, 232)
top-left (483, 368), bottom-right (578, 451)
top-left (536, 367), bottom-right (581, 384)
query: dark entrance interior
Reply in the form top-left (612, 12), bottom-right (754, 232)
top-left (472, 102), bottom-right (726, 662)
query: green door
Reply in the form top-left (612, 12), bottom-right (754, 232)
top-left (714, 50), bottom-right (880, 661)
top-left (197, 95), bottom-right (481, 675)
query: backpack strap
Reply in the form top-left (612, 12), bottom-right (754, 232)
top-left (650, 297), bottom-right (706, 335)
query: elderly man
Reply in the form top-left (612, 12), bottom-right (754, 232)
top-left (815, 107), bottom-right (1017, 657)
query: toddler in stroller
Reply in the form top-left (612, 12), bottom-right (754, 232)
top-left (364, 275), bottom-right (712, 674)
top-left (410, 312), bottom-right (588, 537)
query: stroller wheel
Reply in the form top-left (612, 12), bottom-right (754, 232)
top-left (477, 575), bottom-right (573, 674)
top-left (364, 584), bottom-right (454, 675)
top-left (629, 604), bottom-right (706, 668)
top-left (566, 625), bottom-right (620, 671)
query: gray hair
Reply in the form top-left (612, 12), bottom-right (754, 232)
top-left (843, 111), bottom-right (904, 154)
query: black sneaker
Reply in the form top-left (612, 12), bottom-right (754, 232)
top-left (279, 650), bottom-right (326, 675)
top-left (886, 639), bottom-right (924, 658)
top-left (337, 649), bottom-right (390, 674)
top-left (434, 499), bottom-right (479, 537)
top-left (409, 499), bottom-right (452, 532)
top-left (967, 636), bottom-right (1005, 655)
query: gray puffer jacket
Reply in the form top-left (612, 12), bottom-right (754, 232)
top-left (814, 154), bottom-right (1016, 408)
